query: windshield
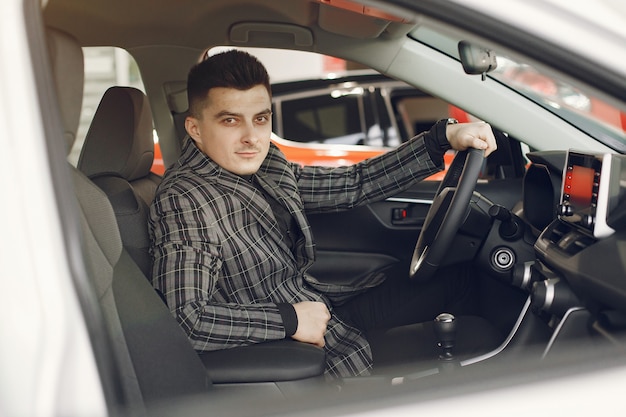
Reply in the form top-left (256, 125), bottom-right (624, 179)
top-left (411, 26), bottom-right (626, 153)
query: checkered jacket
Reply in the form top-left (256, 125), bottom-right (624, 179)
top-left (149, 130), bottom-right (441, 378)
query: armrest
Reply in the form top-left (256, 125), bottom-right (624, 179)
top-left (199, 340), bottom-right (325, 383)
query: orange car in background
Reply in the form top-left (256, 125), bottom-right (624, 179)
top-left (152, 135), bottom-right (453, 180)
top-left (271, 135), bottom-right (453, 181)
top-left (152, 136), bottom-right (452, 180)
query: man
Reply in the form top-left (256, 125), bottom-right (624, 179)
top-left (149, 50), bottom-right (496, 378)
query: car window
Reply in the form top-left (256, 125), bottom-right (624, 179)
top-left (79, 45), bottom-right (528, 176)
top-left (212, 47), bottom-right (453, 151)
top-left (490, 56), bottom-right (626, 152)
top-left (411, 26), bottom-right (626, 153)
top-left (279, 93), bottom-right (364, 145)
top-left (390, 89), bottom-right (451, 139)
top-left (275, 83), bottom-right (403, 148)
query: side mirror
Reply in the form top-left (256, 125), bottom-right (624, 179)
top-left (458, 40), bottom-right (497, 81)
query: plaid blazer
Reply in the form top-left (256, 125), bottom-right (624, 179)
top-left (149, 131), bottom-right (440, 378)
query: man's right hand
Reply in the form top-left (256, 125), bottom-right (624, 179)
top-left (292, 301), bottom-right (330, 347)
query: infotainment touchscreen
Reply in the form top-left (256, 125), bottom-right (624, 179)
top-left (560, 151), bottom-right (614, 238)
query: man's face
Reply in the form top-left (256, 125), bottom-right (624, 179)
top-left (185, 85), bottom-right (272, 176)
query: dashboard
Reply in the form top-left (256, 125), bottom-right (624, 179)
top-left (522, 150), bottom-right (626, 317)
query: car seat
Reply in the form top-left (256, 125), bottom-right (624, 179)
top-left (74, 85), bottom-right (326, 385)
top-left (77, 86), bottom-right (160, 279)
top-left (46, 28), bottom-right (210, 410)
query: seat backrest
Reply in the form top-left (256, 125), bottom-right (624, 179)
top-left (46, 28), bottom-right (84, 152)
top-left (71, 167), bottom-right (211, 405)
top-left (79, 82), bottom-right (329, 387)
top-left (47, 29), bottom-right (210, 409)
top-left (78, 86), bottom-right (161, 279)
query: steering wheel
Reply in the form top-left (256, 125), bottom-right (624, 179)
top-left (409, 148), bottom-right (485, 282)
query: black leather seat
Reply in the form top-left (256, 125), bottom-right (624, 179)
top-left (78, 86), bottom-right (161, 279)
top-left (76, 86), bottom-right (326, 385)
top-left (47, 28), bottom-right (210, 410)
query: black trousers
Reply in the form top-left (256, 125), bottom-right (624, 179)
top-left (333, 263), bottom-right (477, 332)
top-left (334, 263), bottom-right (502, 369)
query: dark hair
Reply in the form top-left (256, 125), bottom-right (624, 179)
top-left (187, 49), bottom-right (271, 118)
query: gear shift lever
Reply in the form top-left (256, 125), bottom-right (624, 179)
top-left (434, 313), bottom-right (457, 364)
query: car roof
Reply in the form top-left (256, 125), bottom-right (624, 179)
top-left (43, 0), bottom-right (409, 46)
top-left (42, 0), bottom-right (626, 108)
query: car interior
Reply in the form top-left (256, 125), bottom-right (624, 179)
top-left (37, 0), bottom-right (626, 415)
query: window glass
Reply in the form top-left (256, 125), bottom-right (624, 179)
top-left (279, 94), bottom-right (363, 145)
top-left (490, 56), bottom-right (626, 151)
top-left (410, 26), bottom-right (626, 152)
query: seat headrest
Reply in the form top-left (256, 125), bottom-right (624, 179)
top-left (46, 28), bottom-right (84, 153)
top-left (78, 87), bottom-right (155, 181)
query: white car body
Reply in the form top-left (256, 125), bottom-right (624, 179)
top-left (1, 0), bottom-right (625, 416)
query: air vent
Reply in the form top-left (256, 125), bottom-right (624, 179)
top-left (548, 221), bottom-right (596, 256)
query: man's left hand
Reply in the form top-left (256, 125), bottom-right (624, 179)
top-left (446, 122), bottom-right (497, 157)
